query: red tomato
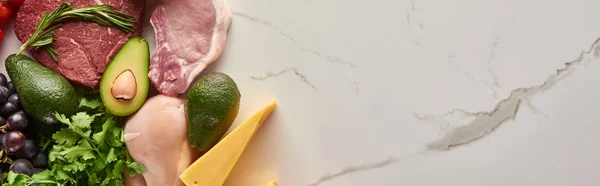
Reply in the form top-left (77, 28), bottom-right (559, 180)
top-left (0, 3), bottom-right (13, 25)
top-left (0, 29), bottom-right (5, 44)
top-left (7, 0), bottom-right (25, 7)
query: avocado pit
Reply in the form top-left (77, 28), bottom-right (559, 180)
top-left (111, 70), bottom-right (137, 100)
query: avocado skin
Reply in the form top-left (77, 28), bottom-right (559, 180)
top-left (5, 54), bottom-right (78, 127)
top-left (187, 72), bottom-right (241, 152)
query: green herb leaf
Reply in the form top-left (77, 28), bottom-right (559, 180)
top-left (92, 116), bottom-right (114, 145)
top-left (52, 129), bottom-right (80, 146)
top-left (125, 161), bottom-right (147, 176)
top-left (91, 157), bottom-right (107, 172)
top-left (70, 112), bottom-right (96, 130)
top-left (45, 92), bottom-right (145, 185)
top-left (54, 113), bottom-right (71, 126)
top-left (1, 171), bottom-right (6, 185)
top-left (6, 171), bottom-right (28, 185)
top-left (31, 170), bottom-right (53, 182)
top-left (62, 161), bottom-right (85, 173)
top-left (2, 171), bottom-right (58, 186)
top-left (112, 160), bottom-right (125, 178)
top-left (48, 148), bottom-right (63, 162)
top-left (79, 96), bottom-right (102, 110)
top-left (54, 170), bottom-right (71, 181)
top-left (105, 148), bottom-right (117, 163)
top-left (59, 146), bottom-right (95, 162)
top-left (107, 127), bottom-right (123, 147)
top-left (43, 46), bottom-right (59, 62)
top-left (100, 176), bottom-right (113, 185)
top-left (56, 112), bottom-right (101, 137)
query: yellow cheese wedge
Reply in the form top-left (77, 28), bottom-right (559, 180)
top-left (259, 180), bottom-right (278, 186)
top-left (180, 101), bottom-right (277, 186)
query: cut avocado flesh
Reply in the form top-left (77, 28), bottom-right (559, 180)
top-left (100, 37), bottom-right (150, 116)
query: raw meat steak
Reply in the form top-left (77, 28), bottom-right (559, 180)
top-left (149, 0), bottom-right (232, 96)
top-left (14, 0), bottom-right (145, 89)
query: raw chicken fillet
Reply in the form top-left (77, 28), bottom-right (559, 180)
top-left (149, 0), bottom-right (233, 96)
top-left (124, 95), bottom-right (200, 186)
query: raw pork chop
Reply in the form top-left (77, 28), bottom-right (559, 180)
top-left (124, 95), bottom-right (200, 186)
top-left (14, 0), bottom-right (145, 89)
top-left (149, 0), bottom-right (232, 96)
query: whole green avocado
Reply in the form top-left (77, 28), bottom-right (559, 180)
top-left (5, 54), bottom-right (78, 127)
top-left (187, 72), bottom-right (241, 153)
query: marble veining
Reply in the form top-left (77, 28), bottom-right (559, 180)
top-left (307, 37), bottom-right (600, 181)
top-left (1, 0), bottom-right (599, 185)
top-left (523, 100), bottom-right (549, 118)
top-left (446, 55), bottom-right (480, 85)
top-left (306, 157), bottom-right (399, 186)
top-left (232, 11), bottom-right (357, 68)
top-left (404, 36), bottom-right (421, 46)
top-left (486, 37), bottom-right (502, 98)
top-left (250, 68), bottom-right (317, 90)
top-left (446, 39), bottom-right (502, 99)
top-left (405, 0), bottom-right (424, 45)
top-left (418, 38), bottom-right (600, 150)
top-left (218, 0), bottom-right (600, 185)
top-left (406, 0), bottom-right (424, 29)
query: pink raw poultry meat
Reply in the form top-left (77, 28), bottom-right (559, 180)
top-left (124, 95), bottom-right (200, 186)
top-left (14, 0), bottom-right (145, 89)
top-left (149, 0), bottom-right (232, 96)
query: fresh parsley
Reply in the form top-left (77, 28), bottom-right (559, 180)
top-left (2, 170), bottom-right (59, 186)
top-left (48, 95), bottom-right (145, 185)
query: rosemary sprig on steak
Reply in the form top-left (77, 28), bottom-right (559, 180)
top-left (16, 2), bottom-right (136, 61)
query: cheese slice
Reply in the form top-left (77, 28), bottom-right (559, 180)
top-left (180, 101), bottom-right (277, 186)
top-left (259, 180), bottom-right (278, 186)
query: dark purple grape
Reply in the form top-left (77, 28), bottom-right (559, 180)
top-left (0, 74), bottom-right (7, 88)
top-left (22, 116), bottom-right (40, 143)
top-left (15, 139), bottom-right (37, 159)
top-left (32, 168), bottom-right (43, 174)
top-left (10, 159), bottom-right (33, 176)
top-left (0, 116), bottom-right (5, 125)
top-left (0, 133), bottom-right (4, 146)
top-left (30, 152), bottom-right (48, 168)
top-left (0, 87), bottom-right (9, 106)
top-left (4, 131), bottom-right (25, 152)
top-left (7, 94), bottom-right (21, 109)
top-left (8, 111), bottom-right (27, 131)
top-left (0, 163), bottom-right (8, 172)
top-left (0, 102), bottom-right (18, 118)
top-left (6, 82), bottom-right (15, 95)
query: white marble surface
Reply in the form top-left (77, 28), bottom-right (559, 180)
top-left (4, 0), bottom-right (600, 185)
top-left (218, 0), bottom-right (600, 185)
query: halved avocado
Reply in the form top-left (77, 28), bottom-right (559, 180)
top-left (100, 37), bottom-right (150, 116)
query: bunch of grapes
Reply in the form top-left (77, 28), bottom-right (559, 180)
top-left (0, 73), bottom-right (48, 177)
